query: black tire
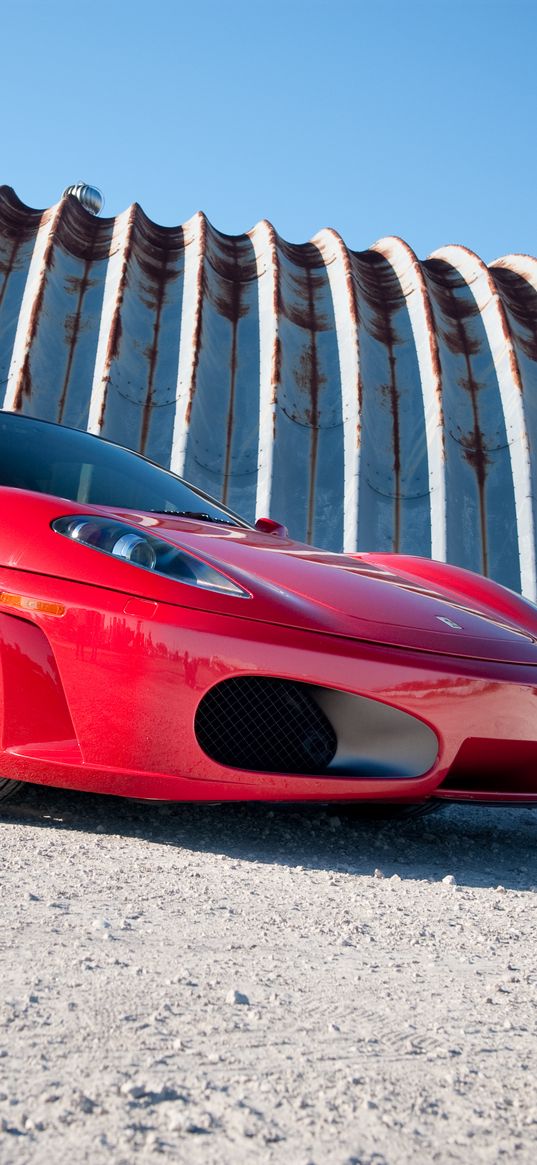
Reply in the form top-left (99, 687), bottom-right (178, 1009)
top-left (0, 778), bottom-right (24, 804)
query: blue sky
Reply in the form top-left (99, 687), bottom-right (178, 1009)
top-left (1, 0), bottom-right (535, 260)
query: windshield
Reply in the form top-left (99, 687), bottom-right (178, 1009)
top-left (0, 412), bottom-right (250, 527)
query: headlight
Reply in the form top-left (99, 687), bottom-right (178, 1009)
top-left (52, 516), bottom-right (250, 598)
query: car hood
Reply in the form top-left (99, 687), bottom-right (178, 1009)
top-left (107, 510), bottom-right (537, 665)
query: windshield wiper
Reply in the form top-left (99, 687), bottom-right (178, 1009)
top-left (147, 509), bottom-right (236, 525)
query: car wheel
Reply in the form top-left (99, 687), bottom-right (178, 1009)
top-left (0, 778), bottom-right (24, 804)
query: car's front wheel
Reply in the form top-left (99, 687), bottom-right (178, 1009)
top-left (0, 778), bottom-right (24, 803)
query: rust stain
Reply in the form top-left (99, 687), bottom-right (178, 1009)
top-left (327, 230), bottom-right (363, 448)
top-left (138, 223), bottom-right (183, 454)
top-left (344, 250), bottom-right (363, 445)
top-left (255, 220), bottom-right (282, 438)
top-left (388, 349), bottom-right (401, 550)
top-left (490, 265), bottom-right (537, 364)
top-left (271, 335), bottom-right (281, 440)
top-left (184, 214), bottom-right (207, 428)
top-left (57, 197), bottom-right (113, 422)
top-left (356, 251), bottom-right (403, 551)
top-left (0, 187), bottom-right (41, 313)
top-left (208, 222), bottom-right (253, 507)
top-left (209, 235), bottom-right (248, 506)
top-left (487, 270), bottom-right (525, 399)
top-left (459, 418), bottom-right (492, 577)
top-left (423, 259), bottom-right (481, 355)
top-left (205, 225), bottom-right (258, 288)
top-left (13, 201), bottom-right (65, 411)
top-left (421, 281), bottom-right (445, 454)
top-left (282, 244), bottom-right (331, 332)
top-left (222, 309), bottom-right (239, 506)
top-left (272, 334), bottom-right (282, 396)
top-left (56, 193), bottom-right (112, 264)
top-left (13, 356), bottom-right (32, 407)
top-left (286, 255), bottom-right (328, 544)
top-left (425, 258), bottom-right (490, 574)
top-left (0, 236), bottom-right (22, 311)
top-left (59, 195), bottom-right (113, 433)
top-left (0, 186), bottom-right (43, 243)
top-left (266, 222), bottom-right (282, 424)
top-left (140, 251), bottom-right (167, 454)
top-left (410, 252), bottom-right (445, 458)
top-left (58, 258), bottom-right (94, 423)
top-left (97, 203), bottom-right (138, 430)
top-left (269, 228), bottom-right (280, 320)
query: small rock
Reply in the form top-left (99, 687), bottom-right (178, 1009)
top-left (495, 885), bottom-right (506, 894)
top-left (75, 1093), bottom-right (96, 1114)
top-left (373, 868), bottom-right (384, 879)
top-left (442, 875), bottom-right (456, 886)
top-left (389, 873), bottom-right (401, 883)
top-left (226, 989), bottom-right (250, 1006)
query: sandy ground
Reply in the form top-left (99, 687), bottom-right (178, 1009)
top-left (1, 787), bottom-right (537, 1165)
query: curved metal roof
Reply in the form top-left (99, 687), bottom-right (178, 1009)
top-left (1, 185), bottom-right (536, 596)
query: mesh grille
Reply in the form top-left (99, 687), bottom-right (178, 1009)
top-left (195, 676), bottom-right (337, 774)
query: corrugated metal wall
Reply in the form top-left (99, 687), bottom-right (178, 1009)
top-left (1, 186), bottom-right (537, 596)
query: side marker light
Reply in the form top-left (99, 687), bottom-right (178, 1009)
top-left (0, 592), bottom-right (66, 617)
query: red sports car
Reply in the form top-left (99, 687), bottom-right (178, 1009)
top-left (1, 410), bottom-right (537, 812)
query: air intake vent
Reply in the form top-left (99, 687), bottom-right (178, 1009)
top-left (195, 676), bottom-right (337, 774)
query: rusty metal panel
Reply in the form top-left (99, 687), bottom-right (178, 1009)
top-left (0, 190), bottom-right (42, 402)
top-left (3, 199), bottom-right (114, 429)
top-left (181, 221), bottom-right (261, 519)
top-left (490, 255), bottom-right (537, 598)
top-left (87, 206), bottom-right (186, 468)
top-left (1, 185), bottom-right (537, 598)
top-left (424, 251), bottom-right (523, 594)
top-left (268, 237), bottom-right (344, 549)
top-left (353, 247), bottom-right (432, 558)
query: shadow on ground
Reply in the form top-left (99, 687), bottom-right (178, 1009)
top-left (1, 783), bottom-right (536, 891)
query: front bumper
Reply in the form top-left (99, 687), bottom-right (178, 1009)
top-left (1, 567), bottom-right (537, 803)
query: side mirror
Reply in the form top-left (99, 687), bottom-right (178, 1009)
top-left (255, 517), bottom-right (289, 539)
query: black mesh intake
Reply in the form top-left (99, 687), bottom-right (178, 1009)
top-left (195, 676), bottom-right (338, 774)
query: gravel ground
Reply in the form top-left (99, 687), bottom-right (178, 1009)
top-left (1, 787), bottom-right (537, 1165)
